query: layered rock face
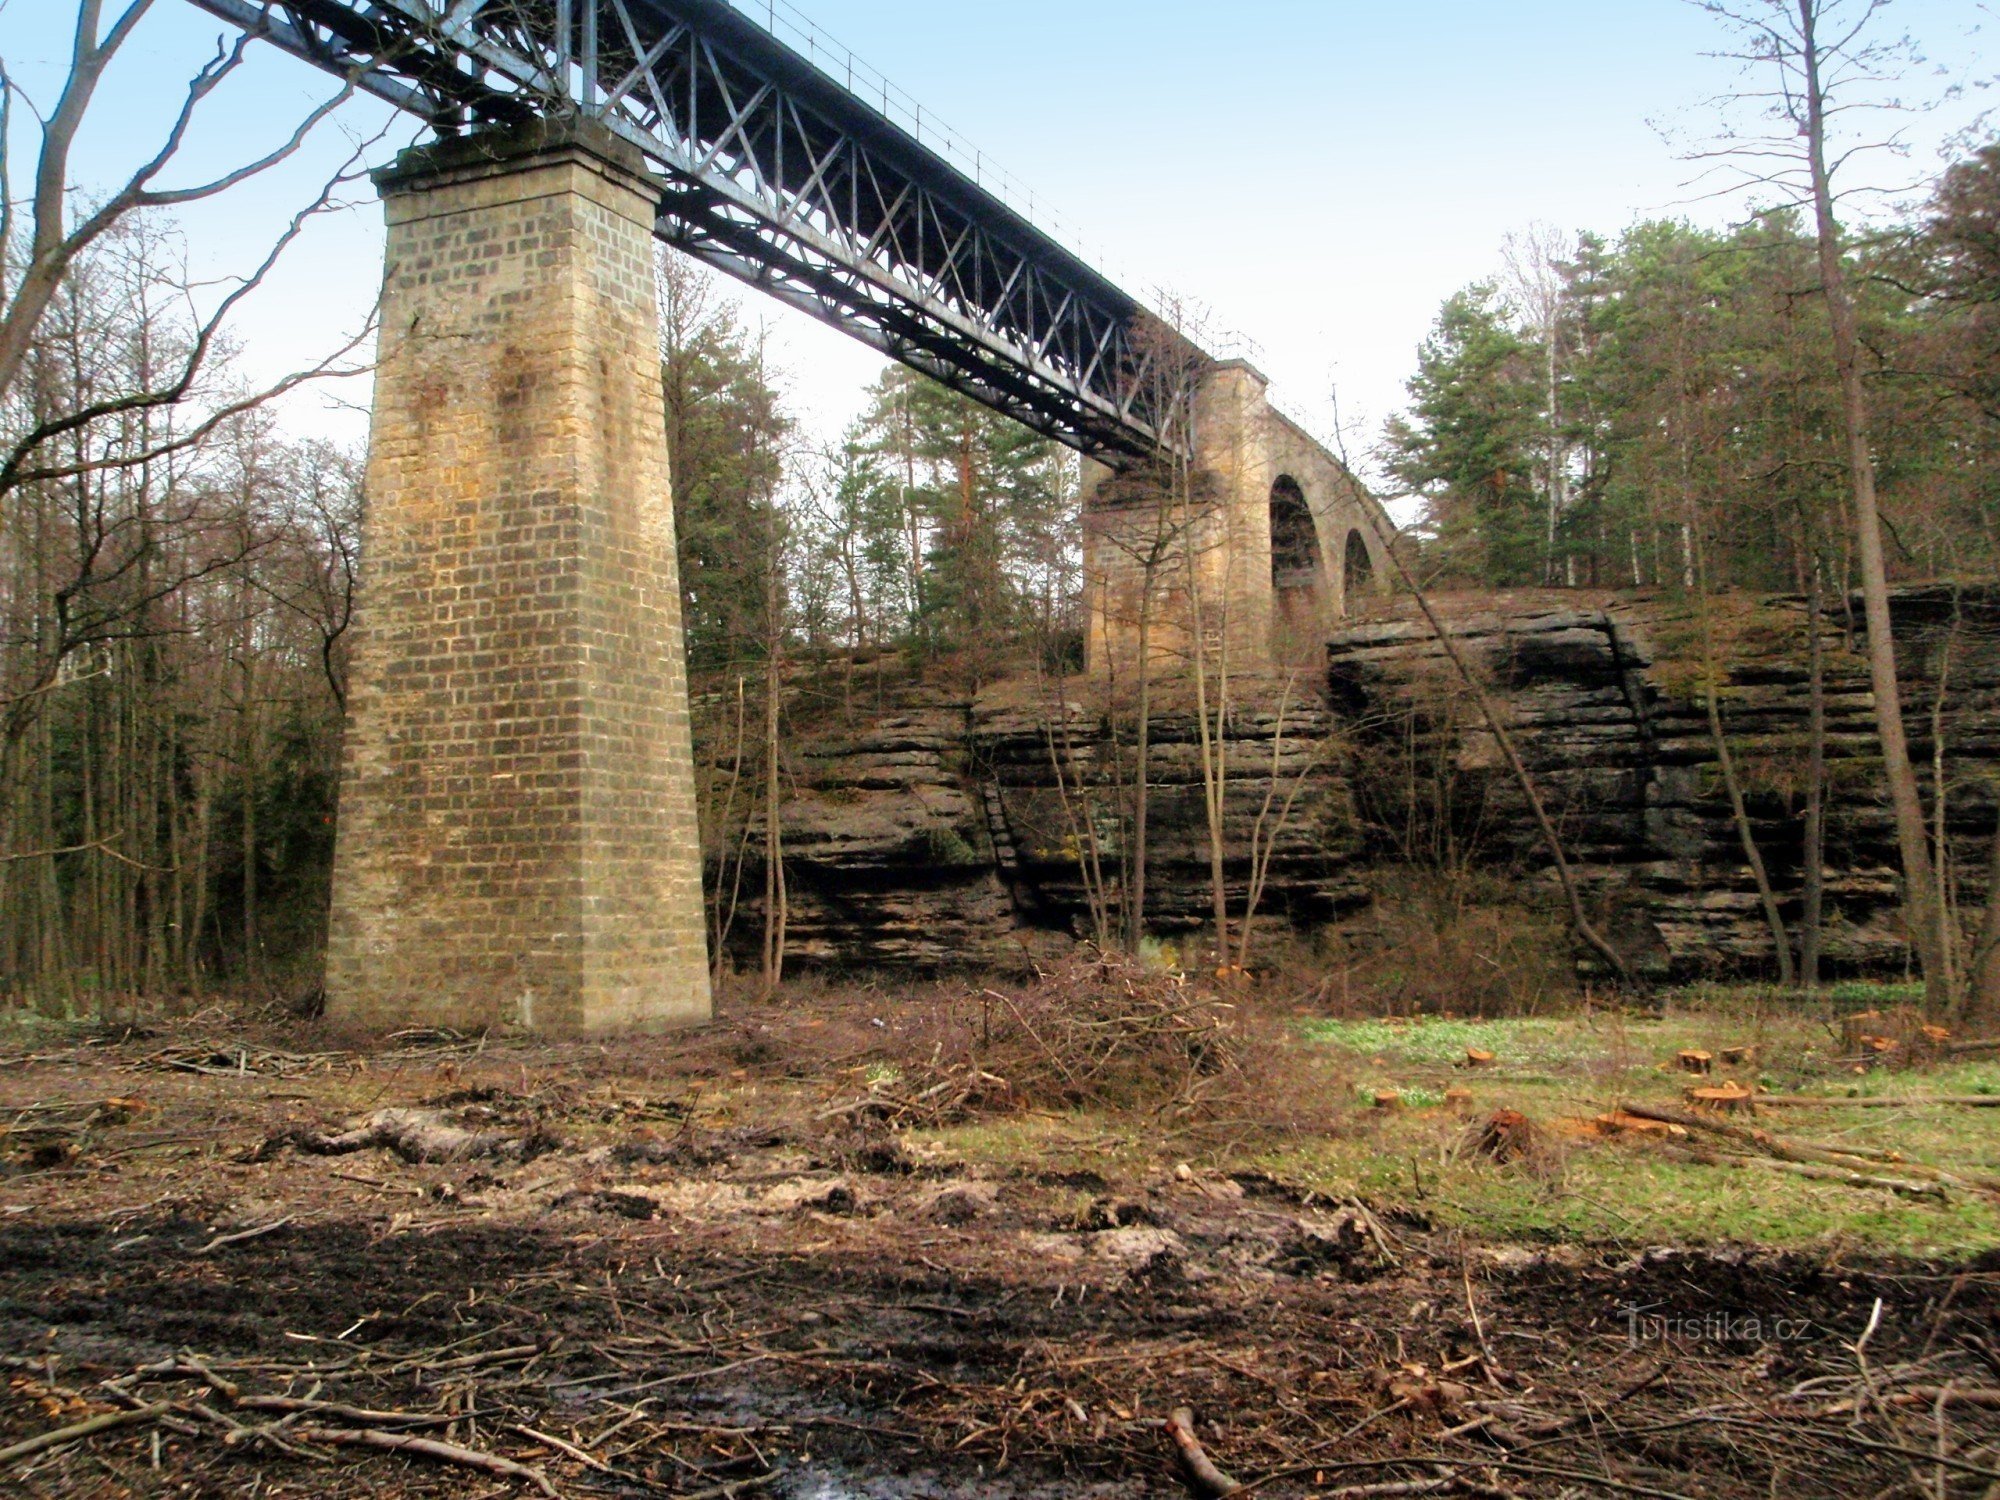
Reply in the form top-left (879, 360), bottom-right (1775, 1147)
top-left (705, 586), bottom-right (1996, 981)
top-left (708, 676), bottom-right (1367, 972)
top-left (1325, 585), bottom-right (2000, 978)
top-left (755, 706), bottom-right (1019, 971)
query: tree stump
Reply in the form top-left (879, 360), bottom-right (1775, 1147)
top-left (1466, 1108), bottom-right (1539, 1164)
top-left (1840, 1011), bottom-right (1883, 1057)
top-left (1686, 1081), bottom-right (1754, 1113)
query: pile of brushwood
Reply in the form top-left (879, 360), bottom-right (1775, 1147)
top-left (827, 956), bottom-right (1256, 1126)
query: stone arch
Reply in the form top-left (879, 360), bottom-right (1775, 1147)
top-left (1343, 528), bottom-right (1374, 601)
top-left (1269, 475), bottom-right (1326, 663)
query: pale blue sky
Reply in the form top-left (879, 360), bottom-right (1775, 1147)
top-left (2, 0), bottom-right (1991, 466)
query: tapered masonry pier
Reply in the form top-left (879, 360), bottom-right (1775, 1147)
top-left (326, 120), bottom-right (712, 1033)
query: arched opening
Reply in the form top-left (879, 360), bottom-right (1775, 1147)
top-left (1270, 477), bottom-right (1320, 591)
top-left (1343, 529), bottom-right (1374, 601)
top-left (1269, 476), bottom-right (1326, 664)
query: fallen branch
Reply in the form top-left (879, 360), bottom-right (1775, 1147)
top-left (291, 1424), bottom-right (560, 1497)
top-left (0, 1402), bottom-right (169, 1465)
top-left (673, 1473), bottom-right (782, 1500)
top-left (511, 1423), bottom-right (616, 1475)
top-left (1166, 1406), bottom-right (1242, 1498)
top-left (1758, 1095), bottom-right (2000, 1109)
top-left (1660, 1142), bottom-right (1947, 1201)
top-left (256, 1108), bottom-right (554, 1165)
top-left (1805, 1384), bottom-right (2000, 1418)
top-left (1621, 1100), bottom-right (2000, 1195)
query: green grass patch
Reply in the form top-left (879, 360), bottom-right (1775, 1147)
top-left (930, 1001), bottom-right (2000, 1258)
top-left (1303, 1015), bottom-right (1592, 1066)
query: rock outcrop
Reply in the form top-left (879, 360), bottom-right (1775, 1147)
top-left (702, 585), bottom-right (1998, 982)
top-left (1325, 585), bottom-right (2000, 978)
top-left (708, 674), bottom-right (1367, 972)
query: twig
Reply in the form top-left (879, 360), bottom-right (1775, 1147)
top-left (510, 1423), bottom-right (615, 1475)
top-left (1850, 1296), bottom-right (1886, 1419)
top-left (672, 1473), bottom-right (782, 1500)
top-left (191, 1216), bottom-right (294, 1256)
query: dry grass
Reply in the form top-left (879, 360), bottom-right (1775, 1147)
top-left (1307, 869), bottom-right (1583, 1017)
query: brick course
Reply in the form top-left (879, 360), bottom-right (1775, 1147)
top-left (326, 121), bottom-right (711, 1033)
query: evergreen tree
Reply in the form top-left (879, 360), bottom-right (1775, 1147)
top-left (1384, 285), bottom-right (1543, 585)
top-left (659, 252), bottom-right (790, 672)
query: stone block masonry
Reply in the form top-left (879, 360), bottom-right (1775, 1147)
top-left (326, 120), bottom-right (711, 1034)
top-left (1083, 361), bottom-right (1391, 682)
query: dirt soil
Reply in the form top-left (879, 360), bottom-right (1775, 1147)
top-left (4, 997), bottom-right (2000, 1499)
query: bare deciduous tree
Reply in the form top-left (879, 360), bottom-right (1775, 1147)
top-left (1691, 0), bottom-right (1952, 1007)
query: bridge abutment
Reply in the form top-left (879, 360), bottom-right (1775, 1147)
top-left (326, 120), bottom-right (711, 1034)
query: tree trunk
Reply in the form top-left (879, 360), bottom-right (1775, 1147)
top-left (1800, 566), bottom-right (1828, 988)
top-left (1182, 458), bottom-right (1230, 965)
top-left (1354, 501), bottom-right (1634, 984)
top-left (1797, 0), bottom-right (1948, 1008)
top-left (1932, 599), bottom-right (1962, 1006)
top-left (1970, 816), bottom-right (2000, 1027)
top-left (760, 628), bottom-right (785, 998)
top-left (1690, 530), bottom-right (1792, 984)
top-left (1128, 578), bottom-right (1152, 957)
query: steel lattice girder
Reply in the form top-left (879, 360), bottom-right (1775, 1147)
top-left (182, 0), bottom-right (1202, 460)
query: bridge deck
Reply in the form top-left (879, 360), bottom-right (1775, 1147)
top-left (185, 0), bottom-right (1201, 459)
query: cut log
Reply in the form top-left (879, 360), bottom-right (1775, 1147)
top-left (1676, 1049), bottom-right (1713, 1075)
top-left (1443, 1087), bottom-right (1475, 1114)
top-left (1840, 1011), bottom-right (1882, 1056)
top-left (1595, 1110), bottom-right (1688, 1138)
top-left (1718, 1045), bottom-right (1758, 1069)
top-left (1463, 1048), bottom-right (1497, 1069)
top-left (1372, 1090), bottom-right (1403, 1112)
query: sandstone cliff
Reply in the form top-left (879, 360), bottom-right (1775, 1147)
top-left (1326, 584), bottom-right (1997, 978)
top-left (703, 584), bottom-right (1998, 982)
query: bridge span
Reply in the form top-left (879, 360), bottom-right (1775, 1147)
top-left (187, 0), bottom-right (1191, 460)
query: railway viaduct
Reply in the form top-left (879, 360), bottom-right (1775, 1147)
top-left (188, 0), bottom-right (1392, 1031)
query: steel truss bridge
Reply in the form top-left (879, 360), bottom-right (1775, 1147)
top-left (185, 0), bottom-right (1207, 461)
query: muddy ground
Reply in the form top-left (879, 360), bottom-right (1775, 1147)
top-left (4, 998), bottom-right (2000, 1499)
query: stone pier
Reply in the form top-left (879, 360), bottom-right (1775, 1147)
top-left (326, 120), bottom-right (711, 1034)
top-left (1083, 360), bottom-right (1391, 679)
